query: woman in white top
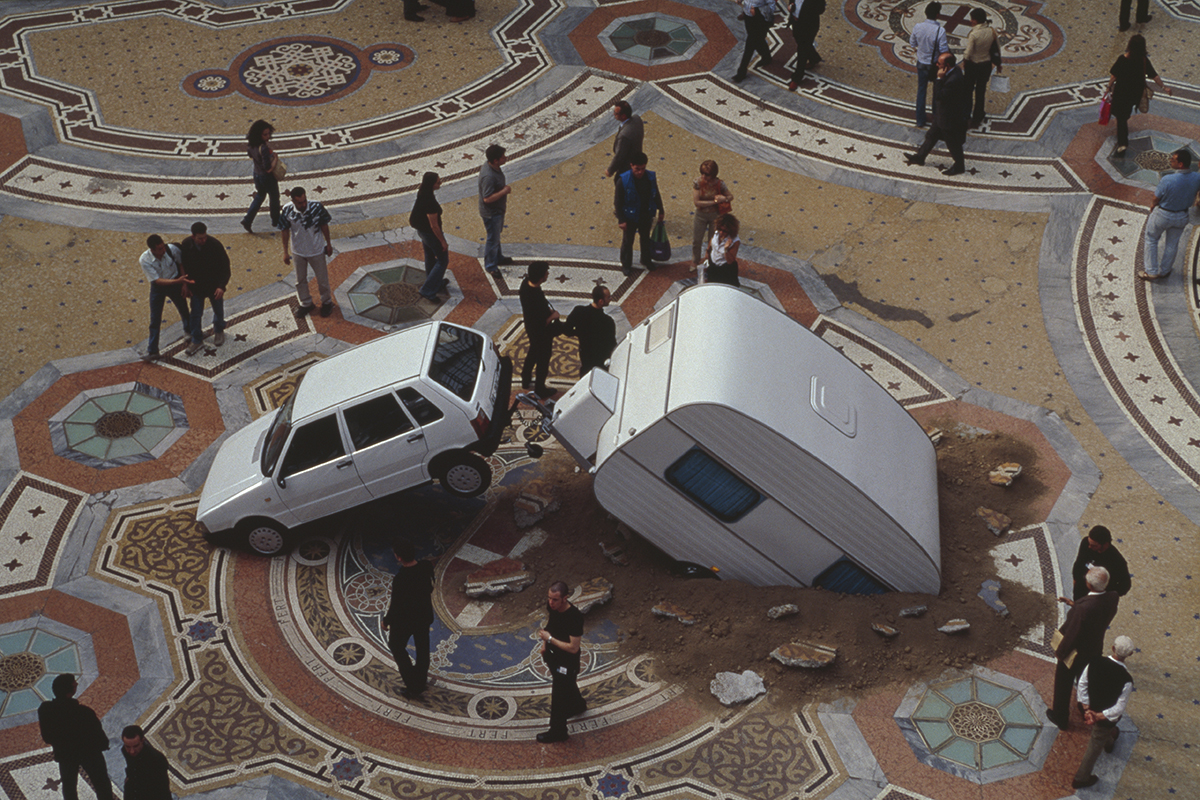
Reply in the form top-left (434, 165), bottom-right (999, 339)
top-left (692, 160), bottom-right (733, 267)
top-left (703, 213), bottom-right (741, 287)
top-left (963, 8), bottom-right (1001, 128)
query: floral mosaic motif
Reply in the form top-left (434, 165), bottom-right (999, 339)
top-left (244, 354), bottom-right (325, 419)
top-left (0, 629), bottom-right (80, 717)
top-left (330, 756), bottom-right (364, 782)
top-left (600, 14), bottom-right (705, 65)
top-left (848, 0), bottom-right (1063, 71)
top-left (187, 620), bottom-right (219, 642)
top-left (48, 382), bottom-right (188, 469)
top-left (243, 41), bottom-right (360, 100)
top-left (332, 641), bottom-right (367, 667)
top-left (596, 772), bottom-right (630, 798)
top-left (102, 501), bottom-right (214, 615)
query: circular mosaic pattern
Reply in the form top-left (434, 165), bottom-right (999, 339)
top-left (377, 282), bottom-right (422, 308)
top-left (364, 45), bottom-right (415, 70)
top-left (0, 652), bottom-right (44, 692)
top-left (1134, 150), bottom-right (1175, 172)
top-left (49, 382), bottom-right (188, 469)
top-left (948, 700), bottom-right (1005, 742)
top-left (190, 72), bottom-right (232, 95)
top-left (94, 410), bottom-right (144, 440)
top-left (241, 40), bottom-right (362, 101)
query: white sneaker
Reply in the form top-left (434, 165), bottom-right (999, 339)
top-left (185, 340), bottom-right (203, 356)
top-left (213, 332), bottom-right (226, 346)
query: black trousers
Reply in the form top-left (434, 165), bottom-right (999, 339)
top-left (547, 665), bottom-right (584, 737)
top-left (522, 332), bottom-right (554, 393)
top-left (1119, 0), bottom-right (1150, 25)
top-left (1051, 657), bottom-right (1087, 721)
top-left (619, 217), bottom-right (655, 271)
top-left (964, 60), bottom-right (993, 125)
top-left (914, 122), bottom-right (966, 169)
top-left (788, 12), bottom-right (821, 82)
top-left (389, 622), bottom-right (430, 692)
top-left (737, 14), bottom-right (772, 76)
top-left (58, 752), bottom-right (114, 800)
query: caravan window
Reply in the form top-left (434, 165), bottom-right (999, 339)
top-left (665, 447), bottom-right (763, 522)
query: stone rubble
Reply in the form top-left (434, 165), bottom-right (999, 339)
top-left (513, 480), bottom-right (560, 528)
top-left (923, 425), bottom-right (944, 445)
top-left (976, 506), bottom-right (1012, 536)
top-left (899, 605), bottom-right (928, 618)
top-left (464, 558), bottom-right (534, 598)
top-left (871, 623), bottom-right (899, 638)
top-left (570, 577), bottom-right (613, 614)
top-left (709, 670), bottom-right (766, 705)
top-left (938, 619), bottom-right (971, 634)
top-left (977, 579), bottom-right (1009, 616)
top-left (771, 641), bottom-right (837, 668)
top-left (599, 540), bottom-right (629, 566)
top-left (767, 604), bottom-right (800, 620)
top-left (988, 463), bottom-right (1022, 487)
top-left (652, 602), bottom-right (698, 625)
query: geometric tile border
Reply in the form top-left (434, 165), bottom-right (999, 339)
top-left (159, 296), bottom-right (313, 381)
top-left (242, 354), bottom-right (327, 420)
top-left (47, 382), bottom-right (188, 470)
top-left (0, 474), bottom-right (85, 599)
top-left (992, 523), bottom-right (1063, 661)
top-left (813, 316), bottom-right (952, 409)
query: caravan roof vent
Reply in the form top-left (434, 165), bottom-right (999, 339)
top-left (810, 375), bottom-right (857, 438)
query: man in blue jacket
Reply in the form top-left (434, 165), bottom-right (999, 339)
top-left (613, 152), bottom-right (664, 277)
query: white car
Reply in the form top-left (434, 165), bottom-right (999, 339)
top-left (196, 322), bottom-right (512, 555)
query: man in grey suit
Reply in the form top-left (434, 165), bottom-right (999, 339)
top-left (1047, 567), bottom-right (1120, 730)
top-left (604, 101), bottom-right (644, 179)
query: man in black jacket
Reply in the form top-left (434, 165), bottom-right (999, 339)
top-left (121, 726), bottom-right (171, 800)
top-left (37, 675), bottom-right (114, 800)
top-left (180, 221), bottom-right (231, 356)
top-left (519, 261), bottom-right (561, 399)
top-left (381, 540), bottom-right (436, 699)
top-left (563, 287), bottom-right (617, 377)
top-left (904, 52), bottom-right (971, 176)
top-left (1071, 525), bottom-right (1131, 600)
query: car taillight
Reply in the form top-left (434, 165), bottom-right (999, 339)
top-left (471, 410), bottom-right (490, 438)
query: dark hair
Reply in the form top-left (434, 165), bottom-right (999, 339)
top-left (485, 144), bottom-right (505, 163)
top-left (700, 160), bottom-right (719, 178)
top-left (247, 120), bottom-right (273, 146)
top-left (549, 580), bottom-right (569, 597)
top-left (716, 213), bottom-right (740, 237)
top-left (146, 234), bottom-right (163, 248)
top-left (416, 172), bottom-right (440, 204)
top-left (289, 186), bottom-right (306, 198)
top-left (613, 100), bottom-right (632, 119)
top-left (394, 541), bottom-right (416, 562)
top-left (630, 152), bottom-right (649, 167)
top-left (939, 52), bottom-right (957, 67)
top-left (1088, 525), bottom-right (1113, 544)
top-left (925, 2), bottom-right (941, 19)
top-left (969, 7), bottom-right (987, 23)
top-left (122, 725), bottom-right (145, 740)
top-left (52, 674), bottom-right (76, 698)
top-left (591, 286), bottom-right (609, 303)
top-left (1173, 149), bottom-right (1192, 168)
top-left (528, 261), bottom-right (550, 282)
top-left (191, 221), bottom-right (207, 236)
top-left (1126, 34), bottom-right (1146, 60)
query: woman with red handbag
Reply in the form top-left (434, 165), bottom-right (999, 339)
top-left (1106, 35), bottom-right (1171, 157)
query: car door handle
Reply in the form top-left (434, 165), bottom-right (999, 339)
top-left (406, 433), bottom-right (424, 443)
top-left (336, 459), bottom-right (354, 469)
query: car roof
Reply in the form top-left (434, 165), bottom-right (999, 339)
top-left (292, 323), bottom-right (435, 419)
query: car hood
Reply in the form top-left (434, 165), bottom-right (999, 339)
top-left (198, 412), bottom-right (276, 520)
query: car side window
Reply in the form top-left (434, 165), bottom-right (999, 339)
top-left (398, 387), bottom-right (444, 426)
top-left (279, 415), bottom-right (346, 477)
top-left (343, 394), bottom-right (414, 450)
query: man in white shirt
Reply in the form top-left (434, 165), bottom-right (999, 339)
top-left (909, 2), bottom-right (949, 127)
top-left (279, 187), bottom-right (335, 317)
top-left (138, 234), bottom-right (193, 361)
top-left (1072, 635), bottom-right (1135, 790)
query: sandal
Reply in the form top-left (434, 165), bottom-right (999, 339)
top-left (1136, 270), bottom-right (1160, 281)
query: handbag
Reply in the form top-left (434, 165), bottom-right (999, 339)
top-left (650, 220), bottom-right (671, 262)
top-left (271, 158), bottom-right (288, 181)
top-left (989, 74), bottom-right (1010, 93)
top-left (1099, 92), bottom-right (1112, 126)
top-left (989, 34), bottom-right (1002, 69)
top-left (1137, 85), bottom-right (1152, 114)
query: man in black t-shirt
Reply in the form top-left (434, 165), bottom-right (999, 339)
top-left (563, 286), bottom-right (617, 377)
top-left (382, 541), bottom-right (436, 698)
top-left (1071, 525), bottom-right (1131, 601)
top-left (536, 581), bottom-right (585, 743)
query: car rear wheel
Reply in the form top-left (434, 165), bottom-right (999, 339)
top-left (237, 519), bottom-right (289, 556)
top-left (437, 452), bottom-right (491, 498)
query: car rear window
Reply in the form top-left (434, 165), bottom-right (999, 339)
top-left (428, 324), bottom-right (483, 401)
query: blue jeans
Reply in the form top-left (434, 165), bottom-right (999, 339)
top-left (915, 62), bottom-right (932, 126)
top-left (241, 173), bottom-right (280, 228)
top-left (1143, 207), bottom-right (1189, 277)
top-left (189, 292), bottom-right (225, 343)
top-left (417, 230), bottom-right (449, 299)
top-left (482, 213), bottom-right (505, 271)
top-left (148, 282), bottom-right (191, 355)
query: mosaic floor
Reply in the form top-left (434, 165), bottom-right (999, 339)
top-left (1, 1), bottom-right (1198, 799)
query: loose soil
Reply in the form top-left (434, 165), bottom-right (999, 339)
top-left (500, 420), bottom-right (1057, 709)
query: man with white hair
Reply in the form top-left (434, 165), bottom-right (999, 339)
top-left (1047, 566), bottom-right (1119, 729)
top-left (1072, 635), bottom-right (1135, 789)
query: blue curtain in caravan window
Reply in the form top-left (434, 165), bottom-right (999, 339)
top-left (665, 447), bottom-right (763, 522)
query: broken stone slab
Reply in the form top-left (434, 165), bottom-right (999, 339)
top-left (767, 604), bottom-right (800, 620)
top-left (513, 481), bottom-right (560, 528)
top-left (976, 506), bottom-right (1012, 536)
top-left (652, 602), bottom-right (698, 625)
top-left (899, 605), bottom-right (928, 618)
top-left (924, 425), bottom-right (944, 445)
top-left (989, 463), bottom-right (1022, 487)
top-left (938, 619), bottom-right (971, 634)
top-left (872, 623), bottom-right (899, 638)
top-left (772, 641), bottom-right (837, 668)
top-left (599, 540), bottom-right (629, 566)
top-left (977, 579), bottom-right (1009, 616)
top-left (464, 558), bottom-right (534, 598)
top-left (710, 670), bottom-right (765, 706)
top-left (570, 577), bottom-right (613, 614)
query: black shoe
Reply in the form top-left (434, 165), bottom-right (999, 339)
top-left (1071, 776), bottom-right (1099, 790)
top-left (405, 14), bottom-right (424, 21)
top-left (903, 153), bottom-right (924, 166)
top-left (1106, 728), bottom-right (1120, 753)
top-left (641, 262), bottom-right (655, 272)
top-left (942, 165), bottom-right (965, 176)
top-left (731, 73), bottom-right (746, 83)
top-left (400, 687), bottom-right (425, 700)
top-left (438, 278), bottom-right (450, 293)
top-left (1045, 709), bottom-right (1069, 731)
top-left (1136, 14), bottom-right (1152, 23)
top-left (294, 305), bottom-right (314, 318)
top-left (536, 731), bottom-right (568, 743)
top-left (319, 302), bottom-right (334, 317)
top-left (497, 256), bottom-right (514, 266)
top-left (622, 266), bottom-right (633, 276)
top-left (241, 221), bottom-right (253, 233)
top-left (1119, 21), bottom-right (1130, 31)
top-left (140, 352), bottom-right (161, 363)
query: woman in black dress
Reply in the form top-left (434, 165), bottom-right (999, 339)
top-left (1106, 35), bottom-right (1171, 157)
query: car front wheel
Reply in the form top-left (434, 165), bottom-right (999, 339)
top-left (237, 518), bottom-right (290, 556)
top-left (437, 452), bottom-right (491, 498)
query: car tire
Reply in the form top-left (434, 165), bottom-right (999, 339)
top-left (436, 451), bottom-right (491, 498)
top-left (236, 518), bottom-right (290, 556)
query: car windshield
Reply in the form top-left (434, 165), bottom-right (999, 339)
top-left (261, 390), bottom-right (298, 476)
top-left (428, 324), bottom-right (483, 401)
